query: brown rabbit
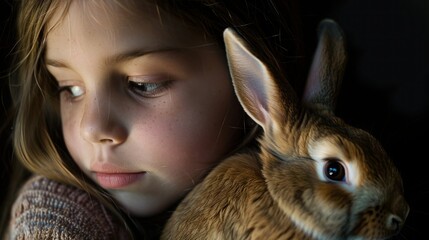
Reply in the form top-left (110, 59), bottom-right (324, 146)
top-left (161, 19), bottom-right (409, 240)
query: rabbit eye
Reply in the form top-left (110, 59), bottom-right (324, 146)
top-left (324, 158), bottom-right (346, 182)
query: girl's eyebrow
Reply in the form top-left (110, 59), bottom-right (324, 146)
top-left (45, 48), bottom-right (180, 69)
top-left (105, 48), bottom-right (174, 65)
top-left (45, 59), bottom-right (70, 68)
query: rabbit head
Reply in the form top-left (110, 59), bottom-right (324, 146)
top-left (223, 19), bottom-right (409, 240)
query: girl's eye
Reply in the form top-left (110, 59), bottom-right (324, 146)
top-left (69, 86), bottom-right (85, 97)
top-left (58, 85), bottom-right (85, 99)
top-left (127, 76), bottom-right (170, 98)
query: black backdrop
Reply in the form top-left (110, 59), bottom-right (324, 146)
top-left (1, 0), bottom-right (427, 238)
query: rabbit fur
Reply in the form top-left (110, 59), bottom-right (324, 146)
top-left (162, 19), bottom-right (409, 240)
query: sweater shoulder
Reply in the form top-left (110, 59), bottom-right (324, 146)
top-left (7, 175), bottom-right (129, 240)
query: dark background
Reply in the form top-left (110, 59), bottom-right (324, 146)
top-left (0, 0), bottom-right (15, 201)
top-left (1, 0), bottom-right (427, 239)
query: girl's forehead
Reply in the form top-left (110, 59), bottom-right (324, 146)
top-left (48, 0), bottom-right (164, 31)
top-left (46, 0), bottom-right (210, 53)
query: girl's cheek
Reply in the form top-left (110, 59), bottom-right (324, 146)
top-left (61, 103), bottom-right (84, 149)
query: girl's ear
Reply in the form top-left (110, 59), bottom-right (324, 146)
top-left (303, 19), bottom-right (347, 115)
top-left (223, 28), bottom-right (291, 132)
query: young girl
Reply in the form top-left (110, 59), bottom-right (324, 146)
top-left (1, 0), bottom-right (304, 239)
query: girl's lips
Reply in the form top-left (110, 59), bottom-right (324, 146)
top-left (95, 172), bottom-right (145, 189)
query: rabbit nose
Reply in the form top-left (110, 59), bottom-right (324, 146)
top-left (388, 196), bottom-right (410, 232)
top-left (386, 201), bottom-right (409, 234)
top-left (386, 214), bottom-right (403, 233)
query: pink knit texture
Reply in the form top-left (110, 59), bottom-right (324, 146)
top-left (6, 175), bottom-right (130, 240)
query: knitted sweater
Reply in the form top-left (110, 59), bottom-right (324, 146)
top-left (6, 175), bottom-right (131, 240)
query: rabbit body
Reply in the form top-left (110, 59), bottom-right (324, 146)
top-left (163, 152), bottom-right (312, 240)
top-left (162, 20), bottom-right (409, 240)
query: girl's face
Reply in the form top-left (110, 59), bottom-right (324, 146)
top-left (45, 1), bottom-right (244, 216)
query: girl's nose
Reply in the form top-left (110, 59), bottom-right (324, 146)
top-left (80, 94), bottom-right (128, 145)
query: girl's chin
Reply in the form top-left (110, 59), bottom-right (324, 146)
top-left (109, 187), bottom-right (181, 217)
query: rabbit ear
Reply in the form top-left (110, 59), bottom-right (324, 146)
top-left (303, 19), bottom-right (347, 115)
top-left (223, 28), bottom-right (297, 131)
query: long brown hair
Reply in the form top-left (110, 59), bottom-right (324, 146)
top-left (1, 0), bottom-right (304, 238)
